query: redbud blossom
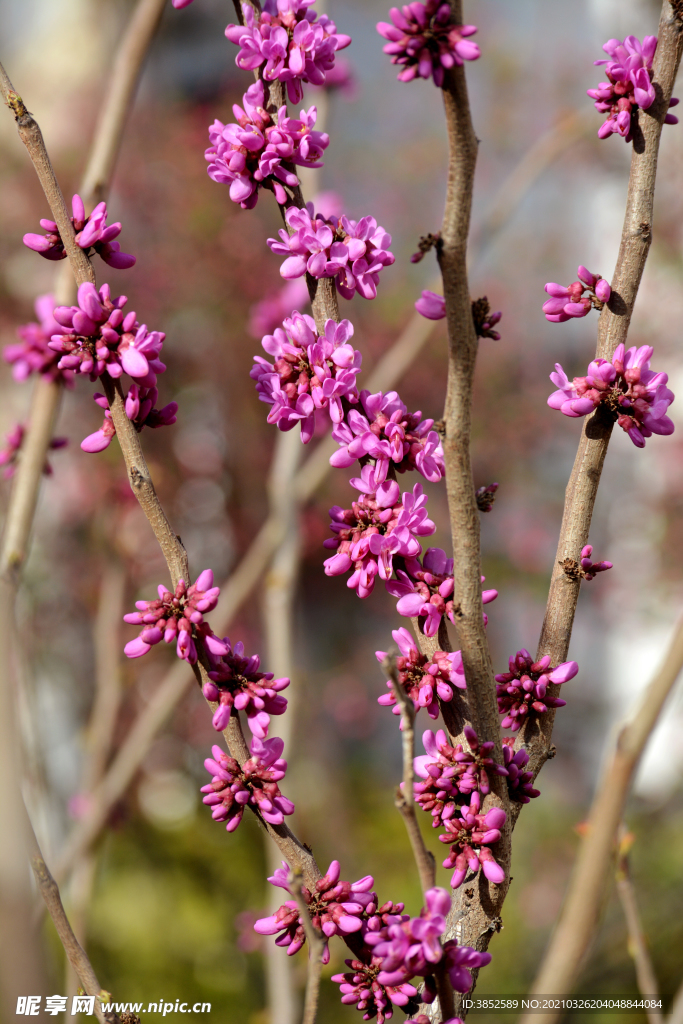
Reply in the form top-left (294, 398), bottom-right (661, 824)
top-left (542, 265), bottom-right (610, 322)
top-left (495, 649), bottom-right (578, 731)
top-left (23, 194), bottom-right (135, 268)
top-left (201, 737), bottom-right (293, 831)
top-left (588, 35), bottom-right (679, 141)
top-left (548, 343), bottom-right (675, 448)
top-left (375, 629), bottom-right (465, 722)
top-left (204, 639), bottom-right (289, 739)
top-left (377, 2), bottom-right (479, 86)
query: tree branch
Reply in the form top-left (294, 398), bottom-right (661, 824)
top-left (518, 0), bottom-right (683, 801)
top-left (288, 868), bottom-right (325, 1024)
top-left (521, 617), bottom-right (683, 1023)
top-left (615, 829), bottom-right (663, 1023)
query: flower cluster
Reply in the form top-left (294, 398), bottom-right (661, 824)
top-left (267, 203), bottom-right (395, 300)
top-left (588, 35), bottom-right (679, 141)
top-left (502, 739), bottom-right (540, 804)
top-left (254, 860), bottom-right (375, 962)
top-left (333, 954), bottom-right (419, 1022)
top-left (495, 649), bottom-right (578, 731)
top-left (3, 295), bottom-right (71, 384)
top-left (201, 737), bottom-right (294, 831)
top-left (578, 544), bottom-right (613, 580)
top-left (324, 473), bottom-right (436, 597)
top-left (387, 548), bottom-right (497, 637)
top-left (226, 0), bottom-right (351, 104)
top-left (203, 639), bottom-right (289, 739)
top-left (50, 283), bottom-right (165, 384)
top-left (413, 727), bottom-right (507, 828)
top-left (377, 3), bottom-right (479, 86)
top-left (330, 389), bottom-right (444, 484)
top-left (548, 343), bottom-right (675, 448)
top-left (251, 312), bottom-right (360, 441)
top-left (23, 194), bottom-right (135, 269)
top-left (205, 80), bottom-right (329, 208)
top-left (81, 387), bottom-right (178, 454)
top-left (375, 628), bottom-right (465, 721)
top-left (123, 570), bottom-right (228, 665)
top-left (439, 790), bottom-right (506, 888)
top-left (542, 265), bottom-right (611, 322)
top-left (0, 423), bottom-right (66, 480)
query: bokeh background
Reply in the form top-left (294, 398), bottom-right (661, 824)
top-left (1, 0), bottom-right (682, 1020)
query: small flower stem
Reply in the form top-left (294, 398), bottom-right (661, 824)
top-left (615, 829), bottom-right (663, 1023)
top-left (521, 618), bottom-right (683, 1024)
top-left (287, 868), bottom-right (326, 1024)
top-left (28, 831), bottom-right (120, 1024)
top-left (518, 0), bottom-right (683, 804)
top-left (383, 652), bottom-right (437, 898)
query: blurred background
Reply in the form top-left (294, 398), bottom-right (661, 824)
top-left (0, 0), bottom-right (682, 1020)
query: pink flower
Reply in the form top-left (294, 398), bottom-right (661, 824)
top-left (205, 639), bottom-right (289, 739)
top-left (49, 283), bottom-right (166, 386)
top-left (502, 739), bottom-right (540, 804)
top-left (375, 628), bottom-right (465, 722)
top-left (201, 737), bottom-right (293, 831)
top-left (81, 387), bottom-right (177, 454)
top-left (324, 472), bottom-right (435, 597)
top-left (415, 289), bottom-right (445, 320)
top-left (23, 193), bottom-right (135, 268)
top-left (439, 790), bottom-right (506, 889)
top-left (588, 35), bottom-right (679, 141)
top-left (414, 726), bottom-right (508, 826)
top-left (330, 388), bottom-right (444, 484)
top-left (4, 294), bottom-right (73, 385)
top-left (548, 343), bottom-right (675, 448)
top-left (267, 203), bottom-right (394, 300)
top-left (205, 81), bottom-right (329, 208)
top-left (255, 859), bottom-right (374, 964)
top-left (542, 265), bottom-right (610, 323)
top-left (226, 1), bottom-right (351, 105)
top-left (495, 648), bottom-right (578, 731)
top-left (252, 311), bottom-right (361, 442)
top-left (0, 423), bottom-right (66, 479)
top-left (123, 570), bottom-right (228, 666)
top-left (377, 2), bottom-right (479, 87)
top-left (579, 543), bottom-right (613, 580)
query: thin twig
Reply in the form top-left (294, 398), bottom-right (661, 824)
top-left (519, 0), bottom-right (683, 793)
top-left (28, 835), bottom-right (120, 1024)
top-left (615, 828), bottom-right (663, 1023)
top-left (287, 868), bottom-right (325, 1024)
top-left (521, 618), bottom-right (683, 1024)
top-left (670, 979), bottom-right (683, 1024)
top-left (382, 652), bottom-right (436, 898)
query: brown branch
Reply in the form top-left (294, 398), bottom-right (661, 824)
top-left (382, 653), bottom-right (436, 898)
top-left (615, 829), bottom-right (663, 1023)
top-left (518, 0), bottom-right (683, 800)
top-left (288, 868), bottom-right (325, 1024)
top-left (521, 617), bottom-right (683, 1024)
top-left (28, 836), bottom-right (120, 1024)
top-left (429, 4), bottom-right (510, 996)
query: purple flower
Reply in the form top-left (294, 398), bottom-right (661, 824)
top-left (255, 859), bottom-right (375, 963)
top-left (588, 35), bottom-right (679, 141)
top-left (439, 790), bottom-right (506, 889)
top-left (548, 343), bottom-right (675, 448)
top-left (330, 388), bottom-right (444, 484)
top-left (81, 387), bottom-right (177, 454)
top-left (201, 736), bottom-right (293, 831)
top-left (267, 203), bottom-right (395, 300)
top-left (49, 283), bottom-right (166, 386)
top-left (323, 471), bottom-right (435, 597)
top-left (375, 628), bottom-right (465, 722)
top-left (542, 265), bottom-right (610, 322)
top-left (386, 547), bottom-right (497, 637)
top-left (332, 955), bottom-right (419, 1021)
top-left (123, 570), bottom-right (228, 666)
top-left (205, 80), bottom-right (329, 208)
top-left (0, 423), bottom-right (66, 479)
top-left (23, 194), bottom-right (135, 269)
top-left (495, 648), bottom-right (578, 731)
top-left (377, 2), bottom-right (479, 87)
top-left (415, 289), bottom-right (445, 320)
top-left (226, 1), bottom-right (351, 105)
top-left (414, 727), bottom-right (508, 826)
top-left (4, 294), bottom-right (74, 385)
top-left (501, 739), bottom-right (540, 804)
top-left (579, 543), bottom-right (613, 580)
top-left (251, 311), bottom-right (361, 442)
top-left (204, 639), bottom-right (289, 739)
